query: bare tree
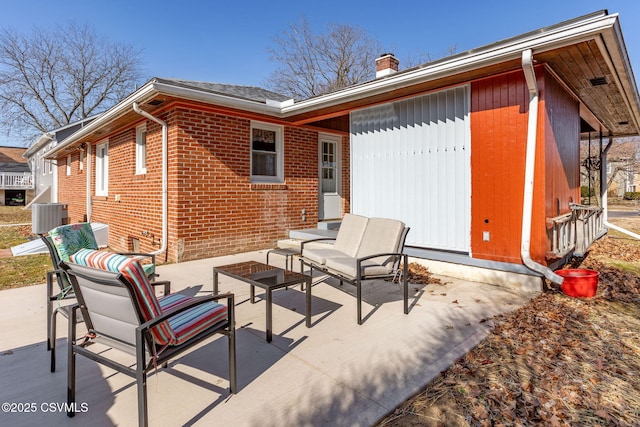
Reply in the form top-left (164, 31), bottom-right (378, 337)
top-left (0, 23), bottom-right (143, 145)
top-left (266, 17), bottom-right (382, 99)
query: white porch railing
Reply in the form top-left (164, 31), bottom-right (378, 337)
top-left (548, 212), bottom-right (575, 257)
top-left (0, 172), bottom-right (34, 189)
top-left (572, 203), bottom-right (604, 257)
top-left (547, 204), bottom-right (605, 258)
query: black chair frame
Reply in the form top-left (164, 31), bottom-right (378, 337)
top-left (300, 227), bottom-right (411, 325)
top-left (63, 264), bottom-right (236, 427)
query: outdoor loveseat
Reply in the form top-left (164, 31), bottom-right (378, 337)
top-left (300, 214), bottom-right (410, 324)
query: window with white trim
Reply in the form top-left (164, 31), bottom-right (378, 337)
top-left (250, 121), bottom-right (283, 182)
top-left (66, 155), bottom-right (71, 176)
top-left (135, 124), bottom-right (147, 175)
top-left (95, 141), bottom-right (109, 196)
top-left (79, 149), bottom-right (84, 171)
top-left (47, 142), bottom-right (54, 174)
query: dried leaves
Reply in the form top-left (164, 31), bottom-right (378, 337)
top-left (380, 235), bottom-right (640, 426)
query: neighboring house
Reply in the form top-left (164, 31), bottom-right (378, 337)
top-left (0, 145), bottom-right (33, 206)
top-left (605, 139), bottom-right (640, 197)
top-left (44, 11), bottom-right (640, 288)
top-left (23, 117), bottom-right (98, 206)
top-left (607, 157), bottom-right (639, 197)
top-left (580, 137), bottom-right (640, 198)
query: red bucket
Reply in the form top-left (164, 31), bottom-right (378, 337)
top-left (556, 269), bottom-right (599, 298)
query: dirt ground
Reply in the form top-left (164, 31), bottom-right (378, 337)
top-left (378, 220), bottom-right (640, 426)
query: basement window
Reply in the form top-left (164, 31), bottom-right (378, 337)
top-left (250, 121), bottom-right (283, 183)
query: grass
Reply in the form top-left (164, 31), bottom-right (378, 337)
top-left (0, 254), bottom-right (50, 289)
top-left (0, 206), bottom-right (31, 224)
top-left (0, 206), bottom-right (51, 290)
top-left (610, 260), bottom-right (640, 275)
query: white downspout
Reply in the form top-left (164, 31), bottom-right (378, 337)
top-left (601, 140), bottom-right (640, 239)
top-left (520, 49), bottom-right (564, 285)
top-left (86, 144), bottom-right (92, 221)
top-left (133, 102), bottom-right (168, 257)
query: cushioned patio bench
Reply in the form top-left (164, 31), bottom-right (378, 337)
top-left (300, 214), bottom-right (410, 324)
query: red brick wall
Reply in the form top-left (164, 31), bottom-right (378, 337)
top-left (168, 107), bottom-right (320, 261)
top-left (81, 123), bottom-right (165, 257)
top-left (57, 151), bottom-right (89, 223)
top-left (56, 104), bottom-right (345, 263)
top-left (341, 134), bottom-right (351, 215)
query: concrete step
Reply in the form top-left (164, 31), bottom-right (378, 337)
top-left (288, 228), bottom-right (338, 241)
top-left (317, 220), bottom-right (341, 230)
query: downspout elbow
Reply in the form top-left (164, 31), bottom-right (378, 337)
top-left (520, 50), bottom-right (564, 286)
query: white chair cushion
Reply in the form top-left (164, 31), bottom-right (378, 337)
top-left (333, 214), bottom-right (368, 258)
top-left (325, 256), bottom-right (392, 278)
top-left (303, 247), bottom-right (348, 265)
top-left (356, 217), bottom-right (405, 267)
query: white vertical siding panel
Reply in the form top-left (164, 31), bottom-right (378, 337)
top-left (350, 85), bottom-right (470, 252)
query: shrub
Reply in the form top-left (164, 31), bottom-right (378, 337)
top-left (624, 192), bottom-right (640, 200)
top-left (581, 186), bottom-right (595, 197)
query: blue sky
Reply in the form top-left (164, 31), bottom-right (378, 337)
top-left (1, 0), bottom-right (640, 146)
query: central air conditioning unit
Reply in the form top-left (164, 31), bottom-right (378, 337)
top-left (32, 203), bottom-right (69, 235)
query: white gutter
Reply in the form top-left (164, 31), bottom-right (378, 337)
top-left (600, 140), bottom-right (640, 239)
top-left (283, 12), bottom-right (618, 116)
top-left (132, 102), bottom-right (168, 257)
top-left (45, 83), bottom-right (157, 159)
top-left (520, 50), bottom-right (564, 285)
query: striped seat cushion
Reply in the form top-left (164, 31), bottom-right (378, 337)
top-left (157, 293), bottom-right (228, 345)
top-left (71, 249), bottom-right (227, 346)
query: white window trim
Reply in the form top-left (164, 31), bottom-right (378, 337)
top-left (135, 124), bottom-right (147, 175)
top-left (79, 149), bottom-right (84, 171)
top-left (66, 155), bottom-right (71, 176)
top-left (95, 140), bottom-right (109, 196)
top-left (47, 142), bottom-right (54, 174)
top-left (250, 121), bottom-right (284, 183)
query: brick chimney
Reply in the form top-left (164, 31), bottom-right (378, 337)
top-left (375, 53), bottom-right (399, 78)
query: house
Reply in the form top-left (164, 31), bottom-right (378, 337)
top-left (0, 145), bottom-right (33, 206)
top-left (580, 136), bottom-right (640, 199)
top-left (45, 10), bottom-right (640, 289)
top-left (23, 117), bottom-right (98, 206)
top-left (604, 140), bottom-right (639, 197)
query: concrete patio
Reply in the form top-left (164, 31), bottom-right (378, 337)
top-left (0, 250), bottom-right (538, 426)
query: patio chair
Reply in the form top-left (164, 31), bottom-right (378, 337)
top-left (41, 223), bottom-right (161, 372)
top-left (63, 249), bottom-right (237, 427)
top-left (300, 215), bottom-right (411, 324)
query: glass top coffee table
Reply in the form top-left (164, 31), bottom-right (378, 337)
top-left (213, 261), bottom-right (312, 342)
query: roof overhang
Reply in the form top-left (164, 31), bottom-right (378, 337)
top-left (46, 10), bottom-right (640, 159)
top-left (282, 10), bottom-right (640, 137)
top-left (46, 80), bottom-right (284, 159)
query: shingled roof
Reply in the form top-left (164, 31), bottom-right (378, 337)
top-left (155, 78), bottom-right (291, 104)
top-left (0, 146), bottom-right (29, 173)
